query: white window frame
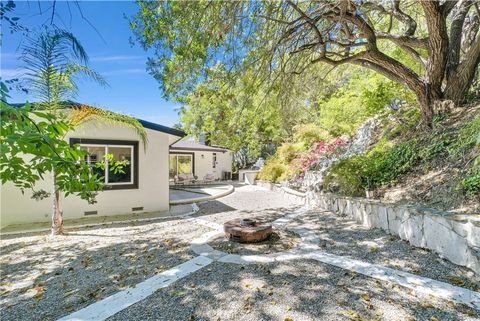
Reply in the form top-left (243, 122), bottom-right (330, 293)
top-left (170, 154), bottom-right (193, 176)
top-left (80, 143), bottom-right (134, 185)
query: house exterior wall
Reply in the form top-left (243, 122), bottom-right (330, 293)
top-left (170, 149), bottom-right (233, 180)
top-left (0, 121), bottom-right (173, 228)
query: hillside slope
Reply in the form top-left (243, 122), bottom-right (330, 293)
top-left (325, 104), bottom-right (480, 214)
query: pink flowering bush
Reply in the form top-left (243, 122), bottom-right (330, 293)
top-left (291, 138), bottom-right (347, 172)
top-left (258, 134), bottom-right (347, 183)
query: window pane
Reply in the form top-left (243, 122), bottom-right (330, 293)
top-left (169, 155), bottom-right (177, 179)
top-left (107, 146), bottom-right (132, 183)
top-left (177, 155), bottom-right (192, 174)
top-left (81, 146), bottom-right (106, 179)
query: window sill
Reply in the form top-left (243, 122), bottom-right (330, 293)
top-left (104, 184), bottom-right (138, 190)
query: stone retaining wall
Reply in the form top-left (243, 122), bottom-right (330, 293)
top-left (256, 181), bottom-right (479, 274)
top-left (255, 181), bottom-right (306, 205)
top-left (308, 192), bottom-right (480, 274)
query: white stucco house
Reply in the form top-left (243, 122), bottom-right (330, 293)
top-left (169, 137), bottom-right (233, 182)
top-left (0, 106), bottom-right (185, 228)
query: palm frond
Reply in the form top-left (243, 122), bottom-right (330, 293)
top-left (52, 29), bottom-right (89, 63)
top-left (68, 105), bottom-right (148, 149)
top-left (20, 28), bottom-right (106, 105)
top-left (64, 64), bottom-right (109, 88)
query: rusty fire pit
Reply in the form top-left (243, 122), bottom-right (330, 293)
top-left (224, 218), bottom-right (273, 243)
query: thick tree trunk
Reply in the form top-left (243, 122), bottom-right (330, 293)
top-left (51, 172), bottom-right (64, 236)
top-left (413, 84), bottom-right (439, 123)
top-left (444, 38), bottom-right (480, 103)
top-left (422, 2), bottom-right (449, 95)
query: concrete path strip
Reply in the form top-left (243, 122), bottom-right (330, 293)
top-left (305, 251), bottom-right (480, 311)
top-left (56, 255), bottom-right (213, 321)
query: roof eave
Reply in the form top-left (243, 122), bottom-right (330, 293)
top-left (170, 146), bottom-right (229, 153)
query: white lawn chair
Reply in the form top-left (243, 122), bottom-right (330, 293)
top-left (203, 173), bottom-right (216, 183)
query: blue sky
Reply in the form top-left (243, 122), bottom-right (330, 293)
top-left (1, 1), bottom-right (181, 126)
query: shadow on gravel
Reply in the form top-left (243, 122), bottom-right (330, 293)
top-left (195, 200), bottom-right (237, 215)
top-left (107, 260), bottom-right (479, 321)
top-left (300, 211), bottom-right (480, 292)
top-left (0, 232), bottom-right (196, 321)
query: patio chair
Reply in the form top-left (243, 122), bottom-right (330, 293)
top-left (203, 173), bottom-right (216, 183)
top-left (175, 173), bottom-right (198, 185)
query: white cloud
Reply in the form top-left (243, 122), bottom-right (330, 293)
top-left (91, 55), bottom-right (145, 62)
top-left (1, 53), bottom-right (20, 62)
top-left (102, 68), bottom-right (146, 76)
top-left (0, 68), bottom-right (28, 79)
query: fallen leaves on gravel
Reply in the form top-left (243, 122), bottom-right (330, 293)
top-left (33, 286), bottom-right (44, 301)
top-left (446, 277), bottom-right (465, 286)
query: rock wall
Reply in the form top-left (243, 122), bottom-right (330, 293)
top-left (257, 180), bottom-right (479, 274)
top-left (256, 181), bottom-right (306, 205)
top-left (308, 192), bottom-right (480, 274)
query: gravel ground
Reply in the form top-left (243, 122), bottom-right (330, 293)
top-left (290, 210), bottom-right (480, 292)
top-left (0, 218), bottom-right (210, 321)
top-left (108, 260), bottom-right (479, 321)
top-left (209, 229), bottom-right (300, 256)
top-left (194, 184), bottom-right (302, 224)
top-left (2, 185), bottom-right (479, 321)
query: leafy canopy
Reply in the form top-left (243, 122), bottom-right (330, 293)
top-left (0, 98), bottom-right (103, 203)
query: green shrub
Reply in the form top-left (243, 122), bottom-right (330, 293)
top-left (324, 139), bottom-right (420, 194)
top-left (277, 143), bottom-right (302, 163)
top-left (317, 95), bottom-right (365, 137)
top-left (462, 168), bottom-right (480, 198)
top-left (293, 123), bottom-right (332, 149)
top-left (448, 114), bottom-right (480, 157)
top-left (362, 139), bottom-right (419, 188)
top-left (323, 157), bottom-right (365, 196)
top-left (419, 134), bottom-right (451, 161)
top-left (257, 160), bottom-right (287, 183)
top-left (384, 108), bottom-right (421, 140)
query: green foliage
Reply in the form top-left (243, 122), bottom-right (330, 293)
top-left (130, 1), bottom-right (429, 102)
top-left (384, 108), bottom-right (421, 140)
top-left (277, 143), bottom-right (303, 163)
top-left (179, 65), bottom-right (311, 156)
top-left (21, 28), bottom-right (107, 103)
top-left (325, 139), bottom-right (420, 194)
top-left (68, 105), bottom-right (148, 149)
top-left (323, 158), bottom-right (365, 196)
top-left (462, 168), bottom-right (480, 198)
top-left (0, 102), bottom-right (103, 203)
top-left (325, 110), bottom-right (480, 199)
top-left (292, 124), bottom-right (331, 149)
top-left (2, 28), bottom-right (146, 233)
top-left (419, 133), bottom-right (451, 161)
top-left (317, 70), bottom-right (415, 137)
top-left (457, 114), bottom-right (480, 199)
top-left (257, 160), bottom-right (287, 183)
top-left (363, 140), bottom-right (419, 189)
top-left (448, 114), bottom-right (480, 157)
top-left (130, 1), bottom-right (429, 160)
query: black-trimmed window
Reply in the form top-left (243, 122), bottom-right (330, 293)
top-left (70, 139), bottom-right (139, 190)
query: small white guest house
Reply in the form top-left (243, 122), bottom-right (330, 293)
top-left (169, 136), bottom-right (233, 183)
top-left (0, 104), bottom-right (185, 228)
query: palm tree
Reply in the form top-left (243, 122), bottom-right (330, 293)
top-left (20, 27), bottom-right (147, 235)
